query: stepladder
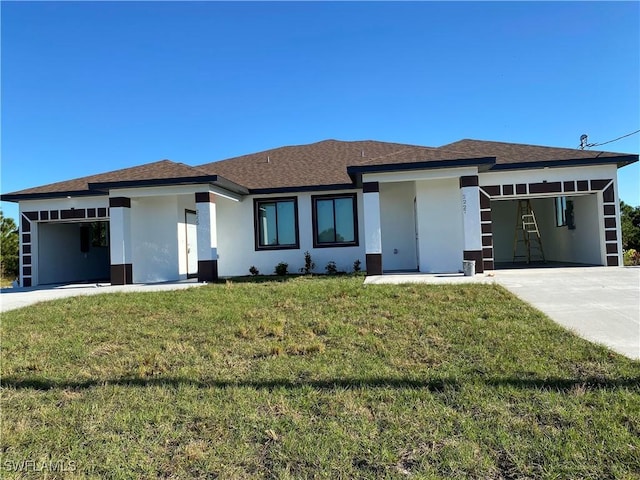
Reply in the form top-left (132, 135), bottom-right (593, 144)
top-left (513, 199), bottom-right (546, 263)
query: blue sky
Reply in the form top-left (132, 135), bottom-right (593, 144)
top-left (1, 1), bottom-right (638, 221)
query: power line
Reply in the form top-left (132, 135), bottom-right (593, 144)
top-left (579, 129), bottom-right (640, 149)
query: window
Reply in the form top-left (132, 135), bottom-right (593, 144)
top-left (80, 222), bottom-right (108, 253)
top-left (254, 198), bottom-right (299, 250)
top-left (312, 194), bottom-right (358, 247)
top-left (91, 222), bottom-right (109, 247)
top-left (555, 196), bottom-right (567, 227)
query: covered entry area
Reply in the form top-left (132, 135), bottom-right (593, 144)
top-left (363, 165), bottom-right (483, 275)
top-left (38, 221), bottom-right (111, 284)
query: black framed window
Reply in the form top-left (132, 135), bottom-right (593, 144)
top-left (312, 194), bottom-right (358, 248)
top-left (254, 197), bottom-right (299, 250)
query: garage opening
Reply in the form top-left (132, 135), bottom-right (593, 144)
top-left (38, 221), bottom-right (111, 284)
top-left (491, 194), bottom-right (603, 268)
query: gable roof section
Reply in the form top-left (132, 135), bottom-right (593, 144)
top-left (1, 160), bottom-right (246, 201)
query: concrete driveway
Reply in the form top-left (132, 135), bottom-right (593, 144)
top-left (494, 267), bottom-right (640, 360)
top-left (0, 280), bottom-right (206, 313)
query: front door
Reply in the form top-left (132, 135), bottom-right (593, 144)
top-left (186, 210), bottom-right (198, 278)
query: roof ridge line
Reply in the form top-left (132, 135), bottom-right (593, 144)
top-left (365, 145), bottom-right (437, 162)
top-left (448, 138), bottom-right (623, 154)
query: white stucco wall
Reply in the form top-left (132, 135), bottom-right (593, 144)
top-left (415, 178), bottom-right (464, 273)
top-left (130, 196), bottom-right (181, 283)
top-left (535, 195), bottom-right (602, 264)
top-left (38, 222), bottom-right (110, 284)
top-left (572, 194), bottom-right (603, 264)
top-left (109, 204), bottom-right (132, 266)
top-left (379, 182), bottom-right (418, 271)
top-left (216, 190), bottom-right (365, 276)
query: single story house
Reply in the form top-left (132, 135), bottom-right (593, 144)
top-left (2, 139), bottom-right (637, 287)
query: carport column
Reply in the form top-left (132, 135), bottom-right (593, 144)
top-left (460, 176), bottom-right (484, 273)
top-left (363, 182), bottom-right (383, 275)
top-left (195, 192), bottom-right (218, 282)
top-left (109, 197), bottom-right (133, 285)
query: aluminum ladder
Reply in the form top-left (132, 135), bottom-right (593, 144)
top-left (512, 199), bottom-right (546, 264)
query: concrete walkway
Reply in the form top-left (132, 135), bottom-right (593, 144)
top-left (0, 280), bottom-right (207, 313)
top-left (367, 266), bottom-right (640, 360)
top-left (364, 272), bottom-right (497, 285)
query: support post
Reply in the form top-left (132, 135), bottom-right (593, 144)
top-left (109, 197), bottom-right (133, 284)
top-left (460, 176), bottom-right (483, 273)
top-left (195, 192), bottom-right (218, 282)
top-left (363, 182), bottom-right (382, 275)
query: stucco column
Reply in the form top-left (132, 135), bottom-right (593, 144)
top-left (109, 197), bottom-right (133, 284)
top-left (363, 182), bottom-right (383, 275)
top-left (195, 192), bottom-right (218, 282)
top-left (460, 176), bottom-right (483, 273)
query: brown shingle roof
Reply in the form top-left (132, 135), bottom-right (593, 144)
top-left (196, 139), bottom-right (424, 190)
top-left (441, 139), bottom-right (635, 166)
top-left (355, 145), bottom-right (490, 167)
top-left (200, 139), bottom-right (636, 189)
top-left (2, 139), bottom-right (637, 200)
top-left (3, 160), bottom-right (214, 198)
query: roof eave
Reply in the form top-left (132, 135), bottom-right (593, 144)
top-left (0, 189), bottom-right (109, 203)
top-left (249, 183), bottom-right (356, 195)
top-left (347, 157), bottom-right (496, 183)
top-left (2, 175), bottom-right (250, 203)
top-left (488, 155), bottom-right (639, 171)
top-left (89, 175), bottom-right (250, 196)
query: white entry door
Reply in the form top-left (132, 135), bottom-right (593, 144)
top-left (186, 211), bottom-right (198, 278)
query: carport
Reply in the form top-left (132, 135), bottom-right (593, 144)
top-left (37, 220), bottom-right (110, 284)
top-left (491, 193), bottom-right (603, 268)
top-left (478, 176), bottom-right (621, 271)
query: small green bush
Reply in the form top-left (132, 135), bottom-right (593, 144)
top-left (274, 262), bottom-right (289, 276)
top-left (300, 251), bottom-right (315, 275)
top-left (325, 261), bottom-right (338, 275)
top-left (249, 266), bottom-right (259, 276)
top-left (353, 259), bottom-right (361, 273)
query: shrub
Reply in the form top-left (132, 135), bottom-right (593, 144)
top-left (300, 251), bottom-right (315, 275)
top-left (249, 266), bottom-right (259, 276)
top-left (274, 262), bottom-right (289, 276)
top-left (353, 259), bottom-right (361, 273)
top-left (325, 261), bottom-right (338, 275)
top-left (623, 249), bottom-right (640, 266)
top-left (0, 212), bottom-right (19, 279)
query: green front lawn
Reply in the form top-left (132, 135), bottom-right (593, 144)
top-left (2, 277), bottom-right (639, 478)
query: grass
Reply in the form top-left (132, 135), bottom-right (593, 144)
top-left (1, 276), bottom-right (639, 479)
